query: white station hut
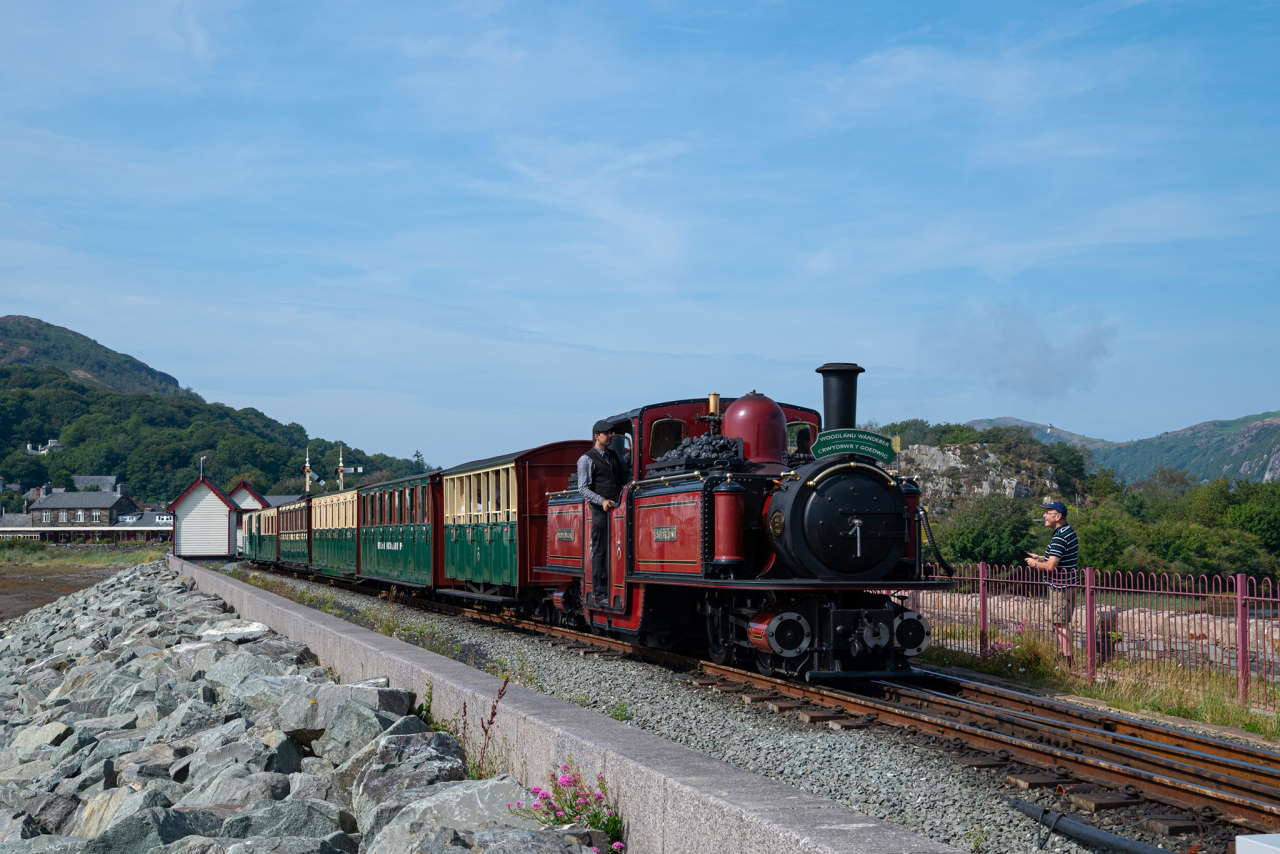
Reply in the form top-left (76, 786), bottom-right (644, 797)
top-left (169, 477), bottom-right (239, 559)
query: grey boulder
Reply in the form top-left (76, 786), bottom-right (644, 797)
top-left (219, 799), bottom-right (354, 840)
top-left (81, 806), bottom-right (224, 854)
top-left (310, 704), bottom-right (393, 768)
top-left (175, 766), bottom-right (290, 809)
top-left (349, 732), bottom-right (465, 827)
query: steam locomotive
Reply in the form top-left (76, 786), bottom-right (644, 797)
top-left (241, 363), bottom-right (949, 680)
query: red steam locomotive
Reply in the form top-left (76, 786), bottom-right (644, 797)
top-left (540, 363), bottom-right (948, 680)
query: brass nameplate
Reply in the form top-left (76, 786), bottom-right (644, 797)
top-left (654, 526), bottom-right (678, 542)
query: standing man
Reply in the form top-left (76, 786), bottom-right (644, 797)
top-left (578, 420), bottom-right (628, 608)
top-left (1025, 500), bottom-right (1079, 667)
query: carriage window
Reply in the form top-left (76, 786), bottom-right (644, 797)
top-left (787, 421), bottom-right (815, 454)
top-left (648, 418), bottom-right (684, 460)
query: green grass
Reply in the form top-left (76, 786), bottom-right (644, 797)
top-left (1073, 661), bottom-right (1280, 741)
top-left (0, 542), bottom-right (166, 567)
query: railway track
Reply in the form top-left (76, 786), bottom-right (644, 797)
top-left (263, 565), bottom-right (1280, 839)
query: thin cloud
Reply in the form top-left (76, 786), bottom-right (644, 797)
top-left (946, 302), bottom-right (1117, 398)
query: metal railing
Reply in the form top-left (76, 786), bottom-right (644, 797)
top-left (907, 564), bottom-right (1280, 712)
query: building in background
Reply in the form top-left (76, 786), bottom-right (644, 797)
top-left (169, 477), bottom-right (239, 559)
top-left (30, 488), bottom-right (137, 529)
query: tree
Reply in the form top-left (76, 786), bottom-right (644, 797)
top-left (413, 450), bottom-right (426, 472)
top-left (1185, 478), bottom-right (1233, 527)
top-left (937, 495), bottom-right (1038, 566)
top-left (1085, 468), bottom-right (1123, 503)
top-left (1044, 442), bottom-right (1087, 495)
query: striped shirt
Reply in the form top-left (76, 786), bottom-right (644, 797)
top-left (1045, 523), bottom-right (1079, 587)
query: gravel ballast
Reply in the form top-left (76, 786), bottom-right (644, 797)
top-left (233, 566), bottom-right (1245, 854)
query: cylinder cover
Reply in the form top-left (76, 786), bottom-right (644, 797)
top-left (747, 610), bottom-right (812, 658)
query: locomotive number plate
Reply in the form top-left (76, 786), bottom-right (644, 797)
top-left (653, 526), bottom-right (678, 542)
top-left (556, 528), bottom-right (576, 542)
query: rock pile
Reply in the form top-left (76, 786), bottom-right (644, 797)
top-left (0, 562), bottom-right (599, 854)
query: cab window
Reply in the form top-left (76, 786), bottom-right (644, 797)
top-left (648, 417), bottom-right (685, 460)
top-left (787, 421), bottom-right (816, 454)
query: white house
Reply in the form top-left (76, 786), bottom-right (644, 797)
top-left (169, 478), bottom-right (238, 559)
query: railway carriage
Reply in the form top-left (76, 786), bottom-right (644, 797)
top-left (243, 505), bottom-right (278, 562)
top-left (312, 489), bottom-right (358, 577)
top-left (358, 474), bottom-right (441, 587)
top-left (277, 497), bottom-right (311, 566)
top-left (439, 442), bottom-right (589, 603)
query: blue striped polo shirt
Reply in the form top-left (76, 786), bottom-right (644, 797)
top-left (1045, 523), bottom-right (1079, 587)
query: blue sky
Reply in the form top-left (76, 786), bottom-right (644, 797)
top-left (4, 0), bottom-right (1277, 467)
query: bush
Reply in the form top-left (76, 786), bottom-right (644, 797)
top-left (938, 496), bottom-right (1038, 566)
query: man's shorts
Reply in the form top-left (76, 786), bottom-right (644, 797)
top-left (1048, 586), bottom-right (1077, 626)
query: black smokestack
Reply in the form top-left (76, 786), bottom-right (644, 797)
top-left (815, 362), bottom-right (865, 430)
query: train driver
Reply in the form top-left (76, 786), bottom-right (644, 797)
top-left (578, 420), bottom-right (629, 608)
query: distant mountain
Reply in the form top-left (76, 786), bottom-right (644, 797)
top-left (966, 417), bottom-right (1116, 451)
top-left (966, 415), bottom-right (1280, 484)
top-left (1092, 412), bottom-right (1280, 484)
top-left (0, 315), bottom-right (194, 397)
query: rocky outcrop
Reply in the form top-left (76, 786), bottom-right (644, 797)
top-left (0, 562), bottom-right (597, 854)
top-left (897, 444), bottom-right (1058, 513)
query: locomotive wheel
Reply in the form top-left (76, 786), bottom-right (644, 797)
top-left (754, 652), bottom-right (776, 676)
top-left (705, 606), bottom-right (732, 665)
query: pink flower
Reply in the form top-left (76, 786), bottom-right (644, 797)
top-left (561, 764), bottom-right (571, 772)
top-left (531, 801), bottom-right (542, 810)
top-left (505, 802), bottom-right (513, 809)
top-left (556, 810), bottom-right (565, 818)
top-left (612, 844), bottom-right (625, 851)
top-left (576, 797), bottom-right (588, 805)
top-left (558, 774), bottom-right (575, 786)
top-left (591, 848), bottom-right (600, 853)
top-left (594, 792), bottom-right (605, 800)
top-left (515, 801), bottom-right (523, 809)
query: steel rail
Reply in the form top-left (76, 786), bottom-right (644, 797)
top-left (873, 681), bottom-right (1280, 794)
top-left (694, 662), bottom-right (1280, 831)
top-left (869, 683), bottom-right (1280, 804)
top-left (913, 667), bottom-right (1280, 775)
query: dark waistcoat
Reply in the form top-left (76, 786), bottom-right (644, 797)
top-left (586, 448), bottom-right (626, 502)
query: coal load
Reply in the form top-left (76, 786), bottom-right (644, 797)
top-left (646, 435), bottom-right (747, 476)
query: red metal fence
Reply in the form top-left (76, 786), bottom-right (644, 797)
top-left (908, 565), bottom-right (1280, 713)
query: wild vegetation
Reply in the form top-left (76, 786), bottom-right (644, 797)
top-left (0, 366), bottom-right (426, 504)
top-left (933, 468), bottom-right (1280, 578)
top-left (0, 540), bottom-right (166, 566)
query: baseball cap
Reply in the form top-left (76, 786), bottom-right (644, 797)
top-left (592, 420), bottom-right (614, 436)
top-left (1041, 500), bottom-right (1068, 516)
